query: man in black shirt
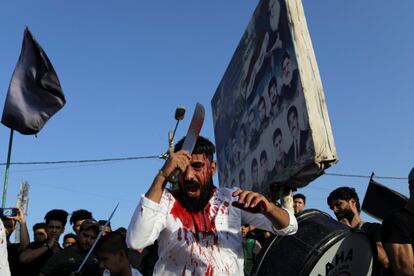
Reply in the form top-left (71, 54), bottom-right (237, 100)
top-left (40, 219), bottom-right (100, 276)
top-left (19, 209), bottom-right (68, 276)
top-left (381, 168), bottom-right (414, 275)
top-left (327, 187), bottom-right (390, 274)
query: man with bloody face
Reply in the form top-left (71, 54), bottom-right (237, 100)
top-left (127, 136), bottom-right (297, 275)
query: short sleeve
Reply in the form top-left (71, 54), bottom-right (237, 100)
top-left (381, 212), bottom-right (411, 244)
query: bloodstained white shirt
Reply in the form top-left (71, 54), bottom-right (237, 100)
top-left (0, 219), bottom-right (11, 276)
top-left (127, 187), bottom-right (297, 276)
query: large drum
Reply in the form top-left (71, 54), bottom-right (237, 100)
top-left (252, 209), bottom-right (376, 276)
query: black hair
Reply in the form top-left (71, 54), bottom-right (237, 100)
top-left (98, 220), bottom-right (111, 228)
top-left (33, 222), bottom-right (47, 232)
top-left (63, 233), bottom-right (77, 241)
top-left (70, 209), bottom-right (93, 225)
top-left (293, 193), bottom-right (306, 204)
top-left (273, 128), bottom-right (282, 144)
top-left (44, 209), bottom-right (69, 226)
top-left (175, 136), bottom-right (215, 162)
top-left (95, 232), bottom-right (127, 255)
top-left (327, 187), bottom-right (360, 213)
top-left (114, 227), bottom-right (127, 237)
top-left (286, 105), bottom-right (298, 126)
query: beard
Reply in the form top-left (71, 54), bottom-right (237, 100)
top-left (335, 208), bottom-right (355, 223)
top-left (178, 177), bottom-right (215, 213)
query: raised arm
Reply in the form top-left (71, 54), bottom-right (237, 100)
top-left (127, 152), bottom-right (190, 250)
top-left (8, 208), bottom-right (30, 252)
top-left (145, 150), bottom-right (191, 203)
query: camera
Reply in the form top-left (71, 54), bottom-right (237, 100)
top-left (0, 207), bottom-right (18, 217)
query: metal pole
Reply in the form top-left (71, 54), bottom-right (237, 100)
top-left (2, 129), bottom-right (14, 207)
top-left (76, 202), bottom-right (120, 274)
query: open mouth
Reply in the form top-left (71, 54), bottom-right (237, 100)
top-left (184, 181), bottom-right (200, 193)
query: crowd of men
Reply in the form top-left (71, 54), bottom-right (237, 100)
top-left (0, 208), bottom-right (146, 276)
top-left (0, 135), bottom-right (412, 275)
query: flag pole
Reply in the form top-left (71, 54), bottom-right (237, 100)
top-left (2, 129), bottom-right (14, 207)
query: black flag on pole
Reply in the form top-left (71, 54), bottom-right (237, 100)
top-left (1, 27), bottom-right (65, 135)
top-left (362, 177), bottom-right (408, 221)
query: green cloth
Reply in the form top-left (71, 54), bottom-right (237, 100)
top-left (243, 238), bottom-right (256, 276)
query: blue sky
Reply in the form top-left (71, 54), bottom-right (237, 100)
top-left (0, 1), bottom-right (413, 239)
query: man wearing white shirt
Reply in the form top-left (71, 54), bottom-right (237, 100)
top-left (127, 136), bottom-right (297, 275)
top-left (0, 219), bottom-right (11, 276)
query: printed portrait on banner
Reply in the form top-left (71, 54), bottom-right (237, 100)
top-left (212, 0), bottom-right (321, 196)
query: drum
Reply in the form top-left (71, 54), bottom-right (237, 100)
top-left (252, 209), bottom-right (375, 276)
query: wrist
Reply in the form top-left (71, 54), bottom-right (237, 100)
top-left (156, 169), bottom-right (168, 180)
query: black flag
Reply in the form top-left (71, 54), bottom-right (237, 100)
top-left (1, 27), bottom-right (65, 135)
top-left (362, 177), bottom-right (408, 221)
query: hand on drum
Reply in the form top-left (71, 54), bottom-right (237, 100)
top-left (232, 189), bottom-right (270, 214)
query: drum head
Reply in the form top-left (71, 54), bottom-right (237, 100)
top-left (253, 209), bottom-right (374, 276)
top-left (309, 232), bottom-right (373, 276)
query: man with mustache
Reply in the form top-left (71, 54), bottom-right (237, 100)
top-left (127, 136), bottom-right (297, 275)
top-left (327, 187), bottom-right (390, 274)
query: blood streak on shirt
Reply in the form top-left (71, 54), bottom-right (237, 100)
top-left (170, 199), bottom-right (216, 234)
top-left (205, 264), bottom-right (214, 276)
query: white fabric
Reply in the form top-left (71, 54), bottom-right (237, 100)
top-left (0, 220), bottom-right (11, 276)
top-left (127, 187), bottom-right (297, 276)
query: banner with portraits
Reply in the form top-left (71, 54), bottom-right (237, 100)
top-left (211, 0), bottom-right (337, 196)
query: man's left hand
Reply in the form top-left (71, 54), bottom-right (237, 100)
top-left (232, 189), bottom-right (271, 214)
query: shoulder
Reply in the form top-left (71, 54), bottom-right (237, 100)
top-left (382, 208), bottom-right (414, 242)
top-left (361, 221), bottom-right (381, 231)
top-left (383, 208), bottom-right (413, 227)
top-left (361, 222), bottom-right (382, 241)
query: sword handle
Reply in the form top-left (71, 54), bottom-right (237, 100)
top-left (169, 169), bottom-right (180, 183)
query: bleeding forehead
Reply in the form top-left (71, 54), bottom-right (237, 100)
top-left (190, 153), bottom-right (210, 163)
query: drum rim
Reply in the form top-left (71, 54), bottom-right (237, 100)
top-left (253, 209), bottom-right (352, 276)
